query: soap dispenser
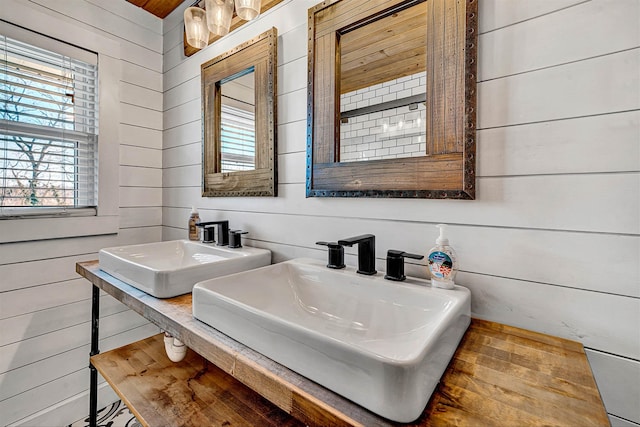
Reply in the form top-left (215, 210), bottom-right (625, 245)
top-left (188, 206), bottom-right (200, 241)
top-left (427, 224), bottom-right (458, 289)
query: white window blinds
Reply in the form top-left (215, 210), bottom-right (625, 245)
top-left (0, 32), bottom-right (98, 217)
top-left (220, 102), bottom-right (255, 173)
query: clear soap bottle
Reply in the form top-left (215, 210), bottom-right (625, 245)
top-left (427, 224), bottom-right (458, 289)
top-left (188, 206), bottom-right (200, 241)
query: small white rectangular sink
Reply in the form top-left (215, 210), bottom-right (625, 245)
top-left (99, 240), bottom-right (271, 298)
top-left (192, 258), bottom-right (470, 422)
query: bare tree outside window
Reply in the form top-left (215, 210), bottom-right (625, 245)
top-left (1, 35), bottom-right (98, 211)
top-left (2, 75), bottom-right (75, 206)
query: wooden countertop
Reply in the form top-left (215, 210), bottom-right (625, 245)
top-left (78, 261), bottom-right (609, 427)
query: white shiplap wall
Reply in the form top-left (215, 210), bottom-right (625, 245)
top-left (0, 0), bottom-right (162, 425)
top-left (162, 0), bottom-right (640, 425)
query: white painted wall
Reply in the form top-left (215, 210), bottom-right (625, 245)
top-left (0, 0), bottom-right (162, 425)
top-left (162, 0), bottom-right (640, 425)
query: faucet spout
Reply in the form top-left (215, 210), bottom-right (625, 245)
top-left (337, 234), bottom-right (377, 275)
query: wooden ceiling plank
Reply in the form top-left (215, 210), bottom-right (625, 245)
top-left (126, 0), bottom-right (186, 19)
top-left (127, 0), bottom-right (148, 7)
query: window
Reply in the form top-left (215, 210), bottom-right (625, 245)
top-left (220, 103), bottom-right (255, 172)
top-left (0, 33), bottom-right (98, 217)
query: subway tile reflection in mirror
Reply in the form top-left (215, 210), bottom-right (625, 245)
top-left (340, 71), bottom-right (427, 162)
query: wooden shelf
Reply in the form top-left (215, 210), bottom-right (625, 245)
top-left (92, 333), bottom-right (301, 427)
top-left (78, 260), bottom-right (610, 427)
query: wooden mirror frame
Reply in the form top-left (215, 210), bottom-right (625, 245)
top-left (201, 28), bottom-right (277, 197)
top-left (306, 0), bottom-right (478, 199)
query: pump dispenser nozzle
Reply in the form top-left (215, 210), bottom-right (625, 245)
top-left (435, 224), bottom-right (449, 245)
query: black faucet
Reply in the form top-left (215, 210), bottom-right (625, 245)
top-left (195, 221), bottom-right (229, 246)
top-left (384, 250), bottom-right (424, 281)
top-left (337, 234), bottom-right (376, 275)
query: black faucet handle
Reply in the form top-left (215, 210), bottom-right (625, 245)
top-left (196, 222), bottom-right (216, 243)
top-left (316, 241), bottom-right (345, 269)
top-left (385, 250), bottom-right (424, 281)
top-left (229, 230), bottom-right (248, 248)
top-left (387, 250), bottom-right (424, 260)
top-left (316, 241), bottom-right (340, 248)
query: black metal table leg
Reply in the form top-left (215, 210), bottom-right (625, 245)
top-left (89, 284), bottom-right (100, 427)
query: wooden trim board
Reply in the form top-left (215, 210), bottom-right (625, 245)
top-left (77, 261), bottom-right (609, 426)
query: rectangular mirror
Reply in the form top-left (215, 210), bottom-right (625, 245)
top-left (202, 27), bottom-right (277, 197)
top-left (307, 0), bottom-right (478, 199)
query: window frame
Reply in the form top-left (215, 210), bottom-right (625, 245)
top-left (0, 18), bottom-right (120, 243)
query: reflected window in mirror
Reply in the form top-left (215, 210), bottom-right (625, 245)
top-left (220, 68), bottom-right (256, 172)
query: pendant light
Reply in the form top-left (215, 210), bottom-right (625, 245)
top-left (234, 0), bottom-right (261, 21)
top-left (184, 7), bottom-right (209, 49)
top-left (184, 0), bottom-right (262, 49)
top-left (205, 0), bottom-right (234, 37)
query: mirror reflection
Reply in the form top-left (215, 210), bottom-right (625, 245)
top-left (338, 1), bottom-right (427, 163)
top-left (339, 75), bottom-right (426, 163)
top-left (219, 68), bottom-right (255, 172)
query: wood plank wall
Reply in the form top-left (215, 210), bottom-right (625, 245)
top-left (161, 0), bottom-right (639, 426)
top-left (0, 0), bottom-right (163, 425)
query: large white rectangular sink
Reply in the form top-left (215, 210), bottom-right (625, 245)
top-left (99, 240), bottom-right (271, 298)
top-left (192, 258), bottom-right (470, 422)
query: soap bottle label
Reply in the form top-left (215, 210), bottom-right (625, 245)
top-left (428, 251), bottom-right (453, 279)
top-left (188, 214), bottom-right (200, 241)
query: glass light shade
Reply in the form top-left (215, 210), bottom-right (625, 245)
top-left (205, 0), bottom-right (234, 37)
top-left (234, 0), bottom-right (261, 21)
top-left (184, 7), bottom-right (209, 49)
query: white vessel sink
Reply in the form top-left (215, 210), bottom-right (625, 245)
top-left (99, 240), bottom-right (271, 298)
top-left (192, 258), bottom-right (470, 422)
